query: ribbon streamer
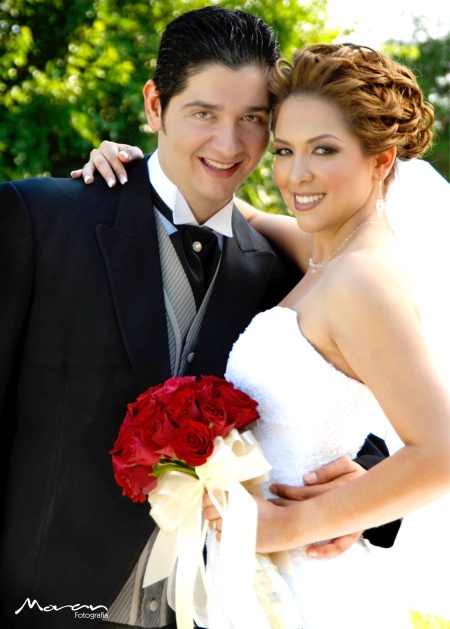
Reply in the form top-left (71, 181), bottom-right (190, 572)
top-left (143, 429), bottom-right (272, 628)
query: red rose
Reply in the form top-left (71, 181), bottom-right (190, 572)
top-left (199, 401), bottom-right (229, 437)
top-left (173, 420), bottom-right (214, 466)
top-left (192, 377), bottom-right (215, 405)
top-left (131, 391), bottom-right (163, 425)
top-left (111, 420), bottom-right (163, 467)
top-left (162, 386), bottom-right (200, 426)
top-left (154, 376), bottom-right (196, 398)
top-left (215, 381), bottom-right (259, 431)
top-left (112, 456), bottom-right (157, 503)
top-left (113, 426), bottom-right (152, 465)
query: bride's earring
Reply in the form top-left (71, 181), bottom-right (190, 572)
top-left (376, 177), bottom-right (385, 218)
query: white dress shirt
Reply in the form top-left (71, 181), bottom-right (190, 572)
top-left (148, 150), bottom-right (234, 246)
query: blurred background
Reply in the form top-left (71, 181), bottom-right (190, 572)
top-left (1, 4), bottom-right (449, 625)
top-left (0, 0), bottom-right (448, 210)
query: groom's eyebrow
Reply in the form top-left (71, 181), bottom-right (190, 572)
top-left (182, 100), bottom-right (270, 113)
top-left (182, 101), bottom-right (221, 110)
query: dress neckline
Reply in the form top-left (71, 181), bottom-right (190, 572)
top-left (267, 306), bottom-right (366, 388)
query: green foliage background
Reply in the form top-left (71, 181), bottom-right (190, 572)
top-left (385, 25), bottom-right (449, 183)
top-left (0, 0), bottom-right (448, 212)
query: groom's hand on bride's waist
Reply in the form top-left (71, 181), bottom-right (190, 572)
top-left (270, 457), bottom-right (365, 500)
top-left (269, 458), bottom-right (365, 559)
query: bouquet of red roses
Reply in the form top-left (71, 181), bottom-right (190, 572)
top-left (111, 375), bottom-right (260, 502)
top-left (111, 375), bottom-right (302, 629)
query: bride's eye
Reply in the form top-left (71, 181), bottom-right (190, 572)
top-left (314, 146), bottom-right (337, 155)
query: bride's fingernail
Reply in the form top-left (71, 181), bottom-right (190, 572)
top-left (269, 485), bottom-right (278, 495)
top-left (107, 178), bottom-right (116, 188)
top-left (304, 472), bottom-right (318, 483)
top-left (119, 174), bottom-right (128, 185)
top-left (119, 151), bottom-right (130, 160)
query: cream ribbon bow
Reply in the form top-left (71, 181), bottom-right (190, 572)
top-left (143, 429), bottom-right (271, 629)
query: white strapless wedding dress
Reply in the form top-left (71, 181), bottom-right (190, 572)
top-left (206, 306), bottom-right (412, 629)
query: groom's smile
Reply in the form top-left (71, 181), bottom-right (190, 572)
top-left (144, 63), bottom-right (271, 224)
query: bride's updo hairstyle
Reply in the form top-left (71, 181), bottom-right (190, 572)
top-left (269, 43), bottom-right (434, 185)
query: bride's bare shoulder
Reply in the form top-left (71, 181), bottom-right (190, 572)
top-left (324, 244), bottom-right (418, 322)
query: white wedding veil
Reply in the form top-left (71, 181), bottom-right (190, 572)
top-left (386, 158), bottom-right (450, 386)
top-left (383, 158), bottom-right (450, 620)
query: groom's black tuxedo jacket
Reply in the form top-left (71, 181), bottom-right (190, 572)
top-left (0, 156), bottom-right (397, 628)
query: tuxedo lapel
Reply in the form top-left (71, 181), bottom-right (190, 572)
top-left (192, 208), bottom-right (277, 376)
top-left (96, 157), bottom-right (171, 391)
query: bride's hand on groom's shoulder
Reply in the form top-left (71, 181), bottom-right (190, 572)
top-left (70, 141), bottom-right (144, 186)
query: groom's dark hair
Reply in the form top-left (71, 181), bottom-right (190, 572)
top-left (152, 6), bottom-right (280, 114)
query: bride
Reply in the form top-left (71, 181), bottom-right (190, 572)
top-left (74, 44), bottom-right (450, 628)
top-left (199, 43), bottom-right (450, 628)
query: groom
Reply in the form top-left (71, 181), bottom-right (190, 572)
top-left (0, 7), bottom-right (398, 629)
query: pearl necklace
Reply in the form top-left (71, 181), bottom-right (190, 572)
top-left (308, 221), bottom-right (385, 273)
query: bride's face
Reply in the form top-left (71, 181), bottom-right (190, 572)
top-left (273, 95), bottom-right (378, 233)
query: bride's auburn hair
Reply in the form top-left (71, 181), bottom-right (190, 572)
top-left (270, 43), bottom-right (434, 183)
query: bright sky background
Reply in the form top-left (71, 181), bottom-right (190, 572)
top-left (326, 0), bottom-right (449, 47)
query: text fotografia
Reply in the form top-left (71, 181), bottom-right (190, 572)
top-left (16, 598), bottom-right (108, 619)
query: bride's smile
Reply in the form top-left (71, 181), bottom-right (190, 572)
top-left (273, 95), bottom-right (380, 248)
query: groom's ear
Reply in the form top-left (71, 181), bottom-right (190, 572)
top-left (374, 147), bottom-right (397, 180)
top-left (143, 80), bottom-right (163, 132)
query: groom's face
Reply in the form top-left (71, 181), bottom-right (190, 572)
top-left (144, 63), bottom-right (271, 223)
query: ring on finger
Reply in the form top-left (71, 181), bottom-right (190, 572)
top-left (213, 521), bottom-right (217, 531)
